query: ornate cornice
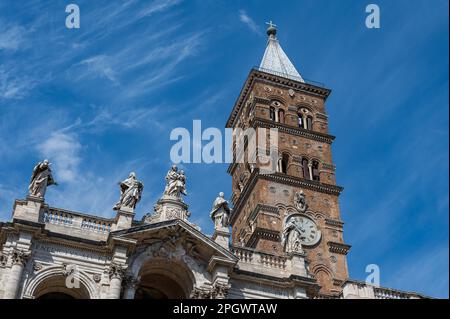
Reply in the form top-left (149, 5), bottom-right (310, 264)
top-left (247, 227), bottom-right (280, 248)
top-left (327, 242), bottom-right (351, 255)
top-left (249, 204), bottom-right (279, 222)
top-left (230, 169), bottom-right (343, 225)
top-left (250, 118), bottom-right (335, 144)
top-left (325, 218), bottom-right (344, 228)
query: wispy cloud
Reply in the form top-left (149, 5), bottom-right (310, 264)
top-left (37, 132), bottom-right (82, 183)
top-left (76, 55), bottom-right (119, 85)
top-left (0, 67), bottom-right (38, 100)
top-left (238, 10), bottom-right (262, 35)
top-left (0, 24), bottom-right (25, 51)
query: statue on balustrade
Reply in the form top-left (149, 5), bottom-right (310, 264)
top-left (113, 172), bottom-right (144, 211)
top-left (210, 192), bottom-right (231, 230)
top-left (164, 165), bottom-right (187, 199)
top-left (28, 159), bottom-right (57, 198)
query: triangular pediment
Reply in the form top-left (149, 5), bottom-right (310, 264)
top-left (109, 219), bottom-right (237, 265)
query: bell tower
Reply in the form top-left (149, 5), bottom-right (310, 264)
top-left (227, 22), bottom-right (350, 295)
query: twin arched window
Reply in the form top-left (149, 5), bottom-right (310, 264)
top-left (269, 101), bottom-right (285, 124)
top-left (298, 113), bottom-right (313, 130)
top-left (298, 107), bottom-right (314, 131)
top-left (301, 157), bottom-right (320, 181)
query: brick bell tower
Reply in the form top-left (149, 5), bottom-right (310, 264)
top-left (226, 22), bottom-right (351, 295)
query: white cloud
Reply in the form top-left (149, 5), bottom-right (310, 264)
top-left (238, 10), bottom-right (261, 35)
top-left (77, 55), bottom-right (119, 85)
top-left (37, 132), bottom-right (82, 183)
top-left (0, 67), bottom-right (37, 100)
top-left (137, 0), bottom-right (183, 19)
top-left (0, 24), bottom-right (25, 51)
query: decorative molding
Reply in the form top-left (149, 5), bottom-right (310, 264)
top-left (246, 227), bottom-right (280, 248)
top-left (250, 118), bottom-right (335, 144)
top-left (10, 249), bottom-right (30, 266)
top-left (325, 218), bottom-right (344, 228)
top-left (327, 242), bottom-right (351, 255)
top-left (212, 282), bottom-right (231, 299)
top-left (108, 262), bottom-right (127, 280)
top-left (230, 169), bottom-right (343, 225)
top-left (248, 204), bottom-right (279, 222)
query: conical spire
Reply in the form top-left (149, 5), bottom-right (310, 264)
top-left (259, 21), bottom-right (305, 83)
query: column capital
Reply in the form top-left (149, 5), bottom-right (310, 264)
top-left (10, 249), bottom-right (30, 266)
top-left (108, 262), bottom-right (127, 280)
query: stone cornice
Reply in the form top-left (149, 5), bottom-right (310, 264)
top-left (248, 204), bottom-right (279, 222)
top-left (327, 241), bottom-right (351, 255)
top-left (247, 227), bottom-right (280, 248)
top-left (230, 169), bottom-right (343, 225)
top-left (250, 118), bottom-right (336, 144)
top-left (226, 69), bottom-right (331, 129)
top-left (325, 218), bottom-right (345, 228)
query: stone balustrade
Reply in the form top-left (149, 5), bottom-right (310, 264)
top-left (231, 246), bottom-right (287, 272)
top-left (39, 207), bottom-right (114, 240)
top-left (342, 280), bottom-right (427, 299)
top-left (374, 287), bottom-right (422, 299)
top-left (81, 218), bottom-right (112, 233)
top-left (41, 209), bottom-right (74, 226)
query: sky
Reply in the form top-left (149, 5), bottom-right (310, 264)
top-left (0, 0), bottom-right (448, 298)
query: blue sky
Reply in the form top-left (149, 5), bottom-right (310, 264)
top-left (0, 0), bottom-right (448, 298)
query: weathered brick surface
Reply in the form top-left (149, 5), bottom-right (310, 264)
top-left (228, 71), bottom-right (349, 294)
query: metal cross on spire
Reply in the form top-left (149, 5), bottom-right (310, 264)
top-left (265, 20), bottom-right (277, 28)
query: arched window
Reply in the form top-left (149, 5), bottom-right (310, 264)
top-left (302, 157), bottom-right (310, 180)
top-left (278, 109), bottom-right (285, 124)
top-left (306, 116), bottom-right (313, 130)
top-left (281, 153), bottom-right (289, 174)
top-left (298, 114), bottom-right (304, 128)
top-left (312, 160), bottom-right (320, 181)
top-left (269, 107), bottom-right (276, 121)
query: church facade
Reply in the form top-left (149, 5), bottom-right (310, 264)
top-left (0, 24), bottom-right (427, 300)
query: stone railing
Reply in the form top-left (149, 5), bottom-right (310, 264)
top-left (259, 252), bottom-right (286, 269)
top-left (40, 207), bottom-right (114, 237)
top-left (81, 217), bottom-right (112, 233)
top-left (231, 246), bottom-right (253, 263)
top-left (374, 287), bottom-right (422, 299)
top-left (342, 280), bottom-right (428, 299)
top-left (41, 208), bottom-right (74, 226)
top-left (231, 246), bottom-right (287, 270)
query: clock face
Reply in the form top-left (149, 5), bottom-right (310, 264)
top-left (288, 215), bottom-right (321, 246)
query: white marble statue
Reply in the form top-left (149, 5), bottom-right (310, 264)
top-left (113, 172), bottom-right (144, 211)
top-left (282, 218), bottom-right (305, 253)
top-left (210, 192), bottom-right (231, 229)
top-left (28, 159), bottom-right (57, 198)
top-left (164, 165), bottom-right (187, 198)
